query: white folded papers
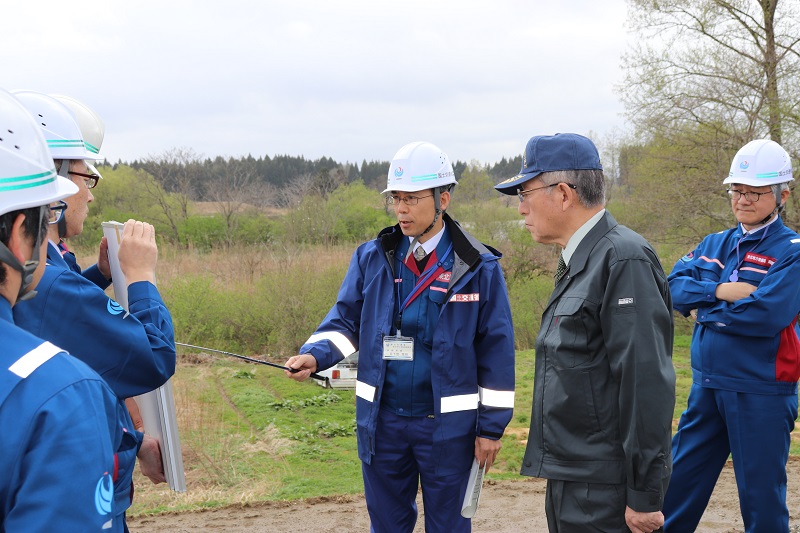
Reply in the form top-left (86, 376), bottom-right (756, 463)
top-left (461, 458), bottom-right (486, 518)
top-left (102, 221), bottom-right (186, 492)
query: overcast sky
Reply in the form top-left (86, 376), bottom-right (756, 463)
top-left (2, 0), bottom-right (631, 166)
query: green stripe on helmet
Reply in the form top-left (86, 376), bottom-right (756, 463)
top-left (0, 171), bottom-right (56, 192)
top-left (755, 172), bottom-right (780, 179)
top-left (84, 142), bottom-right (100, 154)
top-left (47, 139), bottom-right (85, 147)
top-left (411, 173), bottom-right (439, 182)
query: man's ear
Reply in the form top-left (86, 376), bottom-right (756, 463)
top-left (439, 190), bottom-right (451, 211)
top-left (781, 188), bottom-right (791, 206)
top-left (557, 182), bottom-right (576, 212)
top-left (6, 213), bottom-right (30, 263)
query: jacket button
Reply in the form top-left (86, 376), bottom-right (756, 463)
top-left (524, 461), bottom-right (531, 467)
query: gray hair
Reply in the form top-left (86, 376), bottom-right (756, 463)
top-left (772, 182), bottom-right (790, 208)
top-left (541, 169), bottom-right (605, 208)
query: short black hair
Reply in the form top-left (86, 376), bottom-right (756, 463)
top-left (0, 206), bottom-right (47, 285)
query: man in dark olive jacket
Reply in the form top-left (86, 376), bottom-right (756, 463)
top-left (496, 133), bottom-right (675, 533)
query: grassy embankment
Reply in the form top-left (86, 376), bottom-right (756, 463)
top-left (109, 242), bottom-right (799, 517)
top-left (130, 333), bottom-right (797, 517)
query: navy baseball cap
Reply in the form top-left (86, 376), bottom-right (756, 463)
top-left (495, 133), bottom-right (603, 195)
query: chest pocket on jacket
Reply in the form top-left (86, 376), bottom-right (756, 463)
top-left (696, 259), bottom-right (722, 282)
top-left (735, 266), bottom-right (768, 285)
top-left (546, 297), bottom-right (592, 368)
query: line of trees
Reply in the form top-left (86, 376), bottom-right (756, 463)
top-left (114, 149), bottom-right (523, 207)
top-left (619, 0), bottom-right (800, 244)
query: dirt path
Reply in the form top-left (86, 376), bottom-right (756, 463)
top-left (128, 458), bottom-right (800, 532)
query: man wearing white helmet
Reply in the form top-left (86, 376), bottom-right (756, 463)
top-left (47, 93), bottom-right (167, 488)
top-left (664, 139), bottom-right (800, 532)
top-left (11, 91), bottom-right (176, 533)
top-left (49, 93), bottom-right (107, 275)
top-left (0, 88), bottom-right (123, 531)
top-left (286, 141), bottom-right (515, 532)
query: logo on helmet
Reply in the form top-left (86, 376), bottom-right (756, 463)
top-left (394, 167), bottom-right (404, 178)
top-left (739, 160), bottom-right (750, 170)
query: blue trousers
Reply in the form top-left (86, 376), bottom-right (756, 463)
top-left (664, 385), bottom-right (797, 533)
top-left (362, 409), bottom-right (472, 533)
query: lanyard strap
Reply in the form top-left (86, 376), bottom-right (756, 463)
top-left (397, 243), bottom-right (453, 313)
top-left (730, 226), bottom-right (769, 282)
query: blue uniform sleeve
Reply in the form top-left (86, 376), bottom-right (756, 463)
top-left (83, 263), bottom-right (112, 290)
top-left (15, 268), bottom-right (176, 398)
top-left (698, 243), bottom-right (800, 337)
top-left (300, 249), bottom-right (364, 371)
top-left (475, 262), bottom-right (515, 439)
top-left (667, 241), bottom-right (721, 316)
top-left (4, 376), bottom-right (120, 532)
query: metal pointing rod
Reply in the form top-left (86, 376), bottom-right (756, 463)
top-left (176, 342), bottom-right (328, 382)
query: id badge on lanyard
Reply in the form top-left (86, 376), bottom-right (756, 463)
top-left (383, 334), bottom-right (414, 361)
top-left (385, 242), bottom-right (453, 362)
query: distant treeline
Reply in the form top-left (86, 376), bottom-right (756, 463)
top-left (111, 151), bottom-right (523, 202)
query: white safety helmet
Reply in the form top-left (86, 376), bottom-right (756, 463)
top-left (11, 90), bottom-right (104, 162)
top-left (50, 94), bottom-right (105, 156)
top-left (0, 89), bottom-right (79, 216)
top-left (383, 141), bottom-right (457, 194)
top-left (0, 88), bottom-right (79, 302)
top-left (724, 139), bottom-right (794, 187)
top-left (50, 94), bottom-right (105, 179)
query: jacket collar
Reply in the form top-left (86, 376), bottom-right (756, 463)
top-left (548, 211), bottom-right (618, 304)
top-left (379, 213), bottom-right (499, 287)
top-left (46, 241), bottom-right (69, 268)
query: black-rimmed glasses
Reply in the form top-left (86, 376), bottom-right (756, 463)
top-left (69, 170), bottom-right (99, 189)
top-left (48, 201), bottom-right (67, 225)
top-left (518, 182), bottom-right (576, 202)
top-left (727, 188), bottom-right (772, 203)
top-left (385, 194), bottom-right (433, 206)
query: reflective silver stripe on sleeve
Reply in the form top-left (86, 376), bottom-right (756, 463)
top-left (306, 331), bottom-right (357, 358)
top-left (9, 342), bottom-right (61, 378)
top-left (441, 393), bottom-right (479, 413)
top-left (479, 387), bottom-right (515, 409)
top-left (356, 380), bottom-right (376, 402)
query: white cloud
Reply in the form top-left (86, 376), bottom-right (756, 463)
top-left (1, 0), bottom-right (629, 165)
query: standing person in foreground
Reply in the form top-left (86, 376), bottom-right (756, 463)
top-left (495, 133), bottom-right (675, 533)
top-left (11, 91), bottom-right (176, 532)
top-left (285, 141), bottom-right (515, 533)
top-left (663, 139), bottom-right (800, 533)
top-left (0, 87), bottom-right (122, 531)
top-left (48, 92), bottom-right (165, 482)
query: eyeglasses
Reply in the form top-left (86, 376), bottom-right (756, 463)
top-left (68, 170), bottom-right (99, 189)
top-left (48, 201), bottom-right (68, 225)
top-left (517, 182), bottom-right (576, 203)
top-left (727, 188), bottom-right (773, 203)
top-left (385, 194), bottom-right (433, 206)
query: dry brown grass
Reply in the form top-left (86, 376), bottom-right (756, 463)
top-left (75, 242), bottom-right (354, 289)
top-left (155, 243), bottom-right (354, 288)
top-left (190, 202), bottom-right (288, 217)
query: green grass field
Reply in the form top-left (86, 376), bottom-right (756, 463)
top-left (128, 336), bottom-right (800, 516)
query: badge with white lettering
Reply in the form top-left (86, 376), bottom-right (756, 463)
top-left (383, 335), bottom-right (414, 361)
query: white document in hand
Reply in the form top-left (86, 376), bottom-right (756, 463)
top-left (461, 458), bottom-right (486, 518)
top-left (102, 221), bottom-right (187, 492)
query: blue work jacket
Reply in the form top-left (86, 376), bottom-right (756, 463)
top-left (300, 215), bottom-right (515, 475)
top-left (13, 242), bottom-right (177, 522)
top-left (669, 216), bottom-right (800, 395)
top-left (0, 298), bottom-right (123, 532)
